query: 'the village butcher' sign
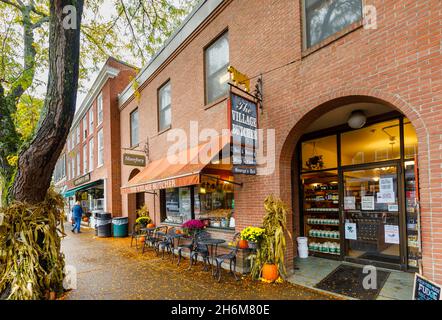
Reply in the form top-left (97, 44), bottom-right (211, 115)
top-left (229, 92), bottom-right (258, 175)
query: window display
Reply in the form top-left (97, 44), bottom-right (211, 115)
top-left (302, 171), bottom-right (340, 256)
top-left (164, 187), bottom-right (192, 224)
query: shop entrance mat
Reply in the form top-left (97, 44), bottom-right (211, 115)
top-left (314, 264), bottom-right (390, 300)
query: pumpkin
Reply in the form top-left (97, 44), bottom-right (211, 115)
top-left (176, 229), bottom-right (183, 234)
top-left (139, 236), bottom-right (146, 243)
top-left (82, 217), bottom-right (89, 222)
top-left (147, 223), bottom-right (156, 229)
top-left (262, 263), bottom-right (279, 282)
top-left (239, 239), bottom-right (249, 249)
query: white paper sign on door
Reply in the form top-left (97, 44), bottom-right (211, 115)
top-left (345, 222), bottom-right (357, 240)
top-left (361, 196), bottom-right (375, 210)
top-left (377, 191), bottom-right (395, 204)
top-left (384, 225), bottom-right (400, 244)
top-left (379, 177), bottom-right (394, 192)
top-left (344, 196), bottom-right (356, 210)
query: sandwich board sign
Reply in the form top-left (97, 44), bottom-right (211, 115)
top-left (413, 273), bottom-right (441, 300)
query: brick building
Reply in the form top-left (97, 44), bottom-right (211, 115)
top-left (54, 57), bottom-right (137, 220)
top-left (56, 0), bottom-right (442, 283)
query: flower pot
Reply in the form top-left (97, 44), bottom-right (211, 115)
top-left (248, 241), bottom-right (258, 249)
top-left (262, 263), bottom-right (279, 282)
top-left (239, 239), bottom-right (249, 249)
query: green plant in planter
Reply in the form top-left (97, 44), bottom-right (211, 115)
top-left (248, 195), bottom-right (292, 280)
top-left (135, 205), bottom-right (152, 227)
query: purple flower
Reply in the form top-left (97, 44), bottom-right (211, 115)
top-left (182, 219), bottom-right (205, 230)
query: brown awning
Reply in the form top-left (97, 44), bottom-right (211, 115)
top-left (121, 135), bottom-right (230, 194)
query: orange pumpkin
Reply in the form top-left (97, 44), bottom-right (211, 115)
top-left (176, 229), bottom-right (183, 234)
top-left (139, 236), bottom-right (146, 243)
top-left (147, 223), bottom-right (156, 228)
top-left (262, 263), bottom-right (279, 282)
top-left (239, 239), bottom-right (249, 249)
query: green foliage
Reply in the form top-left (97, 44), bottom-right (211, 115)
top-left (13, 95), bottom-right (44, 142)
top-left (0, 187), bottom-right (66, 299)
top-left (240, 226), bottom-right (265, 242)
top-left (249, 195), bottom-right (292, 280)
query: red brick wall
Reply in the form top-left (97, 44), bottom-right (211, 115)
top-left (119, 0), bottom-right (442, 282)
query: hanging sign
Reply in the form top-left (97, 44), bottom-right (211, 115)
top-left (230, 92), bottom-right (258, 175)
top-left (123, 153), bottom-right (146, 167)
top-left (73, 173), bottom-right (91, 186)
top-left (361, 196), bottom-right (375, 210)
top-left (345, 222), bottom-right (357, 240)
top-left (384, 225), bottom-right (400, 244)
top-left (413, 274), bottom-right (442, 300)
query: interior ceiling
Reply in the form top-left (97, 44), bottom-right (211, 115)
top-left (305, 103), bottom-right (394, 133)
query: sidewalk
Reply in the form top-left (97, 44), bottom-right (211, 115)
top-left (61, 226), bottom-right (335, 300)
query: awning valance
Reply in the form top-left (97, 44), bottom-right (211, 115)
top-left (121, 135), bottom-right (230, 194)
top-left (63, 180), bottom-right (103, 198)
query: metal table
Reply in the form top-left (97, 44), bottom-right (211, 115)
top-left (198, 238), bottom-right (226, 275)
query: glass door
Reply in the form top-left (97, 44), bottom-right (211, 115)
top-left (343, 165), bottom-right (401, 265)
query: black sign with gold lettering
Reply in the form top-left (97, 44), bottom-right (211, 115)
top-left (123, 153), bottom-right (146, 167)
top-left (74, 173), bottom-right (91, 186)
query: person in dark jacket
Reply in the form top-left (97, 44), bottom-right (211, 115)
top-left (72, 201), bottom-right (84, 233)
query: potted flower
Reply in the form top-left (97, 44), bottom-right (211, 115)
top-left (135, 205), bottom-right (152, 228)
top-left (182, 219), bottom-right (205, 237)
top-left (240, 226), bottom-right (265, 249)
top-left (248, 195), bottom-right (292, 283)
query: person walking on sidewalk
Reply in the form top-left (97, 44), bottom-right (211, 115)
top-left (72, 201), bottom-right (83, 234)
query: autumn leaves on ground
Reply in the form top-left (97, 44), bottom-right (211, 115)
top-left (62, 226), bottom-right (334, 300)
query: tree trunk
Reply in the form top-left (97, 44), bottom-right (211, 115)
top-left (10, 0), bottom-right (84, 204)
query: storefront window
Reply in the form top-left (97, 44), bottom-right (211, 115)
top-left (194, 177), bottom-right (234, 228)
top-left (341, 119), bottom-right (401, 166)
top-left (161, 176), bottom-right (235, 229)
top-left (301, 135), bottom-right (337, 171)
top-left (164, 187), bottom-right (192, 224)
top-left (404, 118), bottom-right (418, 159)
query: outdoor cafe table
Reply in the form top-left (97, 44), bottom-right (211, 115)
top-left (198, 238), bottom-right (226, 275)
top-left (140, 227), bottom-right (166, 248)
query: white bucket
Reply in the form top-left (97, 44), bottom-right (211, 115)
top-left (298, 248), bottom-right (309, 258)
top-left (297, 236), bottom-right (308, 244)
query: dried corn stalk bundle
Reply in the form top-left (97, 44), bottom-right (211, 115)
top-left (0, 188), bottom-right (66, 300)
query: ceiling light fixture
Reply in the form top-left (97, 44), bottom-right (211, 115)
top-left (347, 110), bottom-right (367, 129)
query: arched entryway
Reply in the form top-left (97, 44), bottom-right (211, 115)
top-left (279, 94), bottom-right (426, 272)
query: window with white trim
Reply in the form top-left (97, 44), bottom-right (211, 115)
top-left (205, 32), bottom-right (229, 104)
top-left (97, 92), bottom-right (103, 125)
top-left (130, 108), bottom-right (139, 147)
top-left (83, 116), bottom-right (88, 139)
top-left (76, 152), bottom-right (80, 177)
top-left (83, 144), bottom-right (88, 174)
top-left (97, 128), bottom-right (104, 167)
top-left (303, 0), bottom-right (363, 48)
top-left (76, 126), bottom-right (80, 144)
top-left (89, 138), bottom-right (94, 172)
top-left (89, 108), bottom-right (94, 135)
top-left (158, 82), bottom-right (171, 132)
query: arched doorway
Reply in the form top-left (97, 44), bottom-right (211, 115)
top-left (283, 98), bottom-right (421, 271)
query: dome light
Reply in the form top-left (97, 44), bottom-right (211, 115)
top-left (347, 110), bottom-right (367, 129)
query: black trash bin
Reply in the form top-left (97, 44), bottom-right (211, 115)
top-left (93, 211), bottom-right (112, 237)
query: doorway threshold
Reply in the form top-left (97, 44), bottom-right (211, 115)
top-left (287, 256), bottom-right (415, 300)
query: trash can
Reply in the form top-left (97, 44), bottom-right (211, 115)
top-left (112, 217), bottom-right (129, 238)
top-left (94, 211), bottom-right (112, 238)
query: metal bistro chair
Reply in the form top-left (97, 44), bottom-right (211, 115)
top-left (213, 233), bottom-right (241, 282)
top-left (175, 233), bottom-right (195, 266)
top-left (142, 226), bottom-right (168, 254)
top-left (188, 231), bottom-right (211, 271)
top-left (130, 223), bottom-right (146, 249)
top-left (156, 227), bottom-right (176, 259)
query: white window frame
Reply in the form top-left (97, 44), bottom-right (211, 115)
top-left (83, 144), bottom-right (88, 175)
top-left (89, 108), bottom-right (94, 135)
top-left (76, 126), bottom-right (80, 144)
top-left (83, 117), bottom-right (88, 139)
top-left (97, 92), bottom-right (103, 125)
top-left (76, 152), bottom-right (80, 177)
top-left (89, 138), bottom-right (94, 172)
top-left (158, 82), bottom-right (172, 132)
top-left (130, 108), bottom-right (139, 147)
top-left (205, 32), bottom-right (229, 104)
top-left (97, 128), bottom-right (104, 167)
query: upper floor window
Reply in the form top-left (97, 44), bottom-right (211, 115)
top-left (67, 136), bottom-right (71, 151)
top-left (76, 126), bottom-right (80, 144)
top-left (97, 92), bottom-right (103, 125)
top-left (97, 128), bottom-right (104, 167)
top-left (158, 81), bottom-right (171, 132)
top-left (89, 107), bottom-right (94, 134)
top-left (76, 152), bottom-right (80, 177)
top-left (83, 116), bottom-right (88, 139)
top-left (130, 108), bottom-right (139, 147)
top-left (83, 144), bottom-right (88, 175)
top-left (303, 0), bottom-right (362, 48)
top-left (89, 138), bottom-right (94, 172)
top-left (205, 32), bottom-right (229, 104)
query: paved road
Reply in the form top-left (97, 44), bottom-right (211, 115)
top-left (62, 225), bottom-right (333, 300)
